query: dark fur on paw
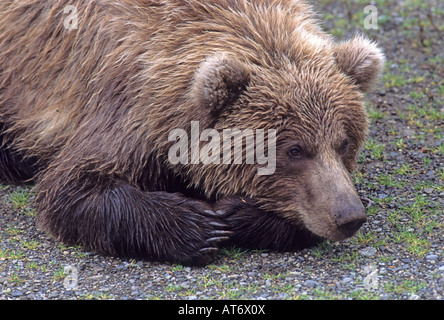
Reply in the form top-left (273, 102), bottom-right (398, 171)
top-left (172, 200), bottom-right (233, 266)
top-left (214, 195), bottom-right (322, 252)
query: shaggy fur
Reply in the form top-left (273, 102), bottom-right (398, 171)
top-left (0, 0), bottom-right (384, 265)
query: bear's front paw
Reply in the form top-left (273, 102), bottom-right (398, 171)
top-left (173, 200), bottom-right (232, 266)
top-left (192, 210), bottom-right (233, 266)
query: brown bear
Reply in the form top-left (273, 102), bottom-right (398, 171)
top-left (0, 0), bottom-right (384, 266)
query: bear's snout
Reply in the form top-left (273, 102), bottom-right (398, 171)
top-left (300, 161), bottom-right (368, 242)
top-left (334, 199), bottom-right (367, 238)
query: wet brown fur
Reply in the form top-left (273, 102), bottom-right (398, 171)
top-left (0, 0), bottom-right (384, 265)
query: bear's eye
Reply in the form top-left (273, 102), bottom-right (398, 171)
top-left (339, 139), bottom-right (350, 155)
top-left (289, 145), bottom-right (304, 159)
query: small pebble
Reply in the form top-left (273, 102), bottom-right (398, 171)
top-left (304, 280), bottom-right (318, 288)
top-left (342, 277), bottom-right (353, 284)
top-left (10, 291), bottom-right (23, 297)
top-left (359, 247), bottom-right (377, 257)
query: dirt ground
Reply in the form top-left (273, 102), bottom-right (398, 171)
top-left (0, 0), bottom-right (442, 300)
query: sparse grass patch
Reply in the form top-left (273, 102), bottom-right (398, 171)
top-left (20, 239), bottom-right (39, 250)
top-left (0, 184), bottom-right (11, 191)
top-left (53, 267), bottom-right (66, 282)
top-left (407, 104), bottom-right (444, 121)
top-left (435, 143), bottom-right (444, 155)
top-left (165, 284), bottom-right (182, 293)
top-left (300, 288), bottom-right (340, 300)
top-left (9, 188), bottom-right (32, 210)
top-left (383, 279), bottom-right (427, 296)
top-left (169, 264), bottom-right (183, 272)
top-left (352, 230), bottom-right (381, 247)
top-left (331, 251), bottom-right (360, 269)
top-left (404, 236), bottom-right (432, 258)
top-left (394, 163), bottom-right (411, 175)
top-left (438, 84), bottom-right (444, 95)
top-left (311, 240), bottom-right (333, 258)
top-left (352, 170), bottom-right (364, 184)
top-left (365, 204), bottom-right (380, 217)
top-left (263, 271), bottom-right (289, 280)
top-left (382, 73), bottom-right (408, 89)
top-left (26, 262), bottom-right (38, 270)
top-left (364, 138), bottom-right (385, 160)
top-left (5, 225), bottom-right (23, 238)
top-left (438, 168), bottom-right (444, 180)
top-left (219, 246), bottom-right (247, 260)
top-left (0, 248), bottom-right (25, 260)
top-left (8, 187), bottom-right (36, 217)
top-left (207, 263), bottom-right (234, 272)
top-left (56, 243), bottom-right (87, 258)
top-left (368, 107), bottom-right (386, 121)
top-left (9, 273), bottom-right (25, 284)
top-left (348, 289), bottom-right (381, 300)
top-left (376, 173), bottom-right (406, 188)
top-left (386, 191), bottom-right (440, 258)
top-left (79, 291), bottom-right (113, 300)
top-left (391, 226), bottom-right (432, 258)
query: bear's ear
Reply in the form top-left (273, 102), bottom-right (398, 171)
top-left (334, 36), bottom-right (385, 93)
top-left (191, 53), bottom-right (250, 114)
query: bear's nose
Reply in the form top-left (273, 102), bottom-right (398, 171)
top-left (335, 200), bottom-right (367, 237)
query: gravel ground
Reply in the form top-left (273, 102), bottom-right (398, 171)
top-left (0, 0), bottom-right (443, 301)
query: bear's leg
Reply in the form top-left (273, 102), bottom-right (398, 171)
top-left (216, 197), bottom-right (323, 251)
top-left (36, 169), bottom-right (231, 266)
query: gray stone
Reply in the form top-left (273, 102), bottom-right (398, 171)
top-left (359, 247), bottom-right (377, 257)
top-left (304, 280), bottom-right (318, 288)
top-left (10, 290), bottom-right (23, 297)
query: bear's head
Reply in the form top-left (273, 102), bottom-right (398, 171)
top-left (189, 35), bottom-right (385, 242)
